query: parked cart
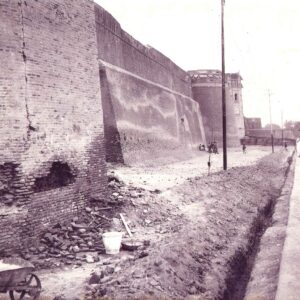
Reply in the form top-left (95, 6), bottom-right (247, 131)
top-left (0, 258), bottom-right (41, 300)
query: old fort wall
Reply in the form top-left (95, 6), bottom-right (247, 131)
top-left (94, 4), bottom-right (206, 164)
top-left (0, 0), bottom-right (106, 252)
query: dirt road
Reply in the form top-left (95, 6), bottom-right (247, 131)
top-left (17, 146), bottom-right (292, 300)
top-left (111, 146), bottom-right (272, 191)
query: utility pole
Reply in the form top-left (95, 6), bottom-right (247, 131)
top-left (268, 89), bottom-right (274, 153)
top-left (221, 0), bottom-right (227, 170)
top-left (281, 108), bottom-right (284, 145)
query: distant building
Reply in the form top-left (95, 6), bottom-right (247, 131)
top-left (188, 70), bottom-right (245, 146)
top-left (244, 117), bottom-right (295, 143)
top-left (244, 117), bottom-right (262, 130)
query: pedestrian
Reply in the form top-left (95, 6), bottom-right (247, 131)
top-left (207, 154), bottom-right (211, 175)
top-left (199, 144), bottom-right (206, 151)
top-left (242, 143), bottom-right (246, 154)
top-left (213, 141), bottom-right (219, 154)
top-left (208, 142), bottom-right (213, 154)
top-left (284, 141), bottom-right (288, 151)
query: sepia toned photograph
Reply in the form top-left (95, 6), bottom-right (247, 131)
top-left (0, 0), bottom-right (299, 299)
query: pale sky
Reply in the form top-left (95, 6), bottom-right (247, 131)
top-left (95, 0), bottom-right (300, 126)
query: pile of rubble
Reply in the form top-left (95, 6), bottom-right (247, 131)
top-left (22, 207), bottom-right (112, 268)
top-left (21, 172), bottom-right (147, 269)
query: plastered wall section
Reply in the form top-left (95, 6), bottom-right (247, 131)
top-left (94, 4), bottom-right (206, 164)
top-left (0, 0), bottom-right (106, 252)
top-left (101, 67), bottom-right (205, 164)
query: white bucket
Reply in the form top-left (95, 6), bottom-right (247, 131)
top-left (102, 232), bottom-right (123, 255)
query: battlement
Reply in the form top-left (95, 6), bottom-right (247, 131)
top-left (188, 70), bottom-right (243, 88)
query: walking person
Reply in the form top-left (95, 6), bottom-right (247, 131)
top-left (207, 154), bottom-right (211, 175)
top-left (242, 143), bottom-right (246, 154)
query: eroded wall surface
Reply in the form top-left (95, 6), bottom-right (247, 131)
top-left (0, 0), bottom-right (106, 252)
top-left (95, 5), bottom-right (206, 164)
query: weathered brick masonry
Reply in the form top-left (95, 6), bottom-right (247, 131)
top-left (0, 0), bottom-right (106, 252)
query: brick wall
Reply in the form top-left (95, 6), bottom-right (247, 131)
top-left (0, 0), bottom-right (107, 252)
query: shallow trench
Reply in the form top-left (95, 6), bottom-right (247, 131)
top-left (222, 152), bottom-right (295, 300)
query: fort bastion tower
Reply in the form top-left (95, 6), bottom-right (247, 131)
top-left (188, 70), bottom-right (245, 147)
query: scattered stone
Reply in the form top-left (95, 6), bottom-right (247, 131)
top-left (130, 191), bottom-right (138, 198)
top-left (132, 271), bottom-right (143, 278)
top-left (138, 251), bottom-right (149, 259)
top-left (104, 266), bottom-right (115, 275)
top-left (188, 286), bottom-right (197, 295)
top-left (108, 181), bottom-right (116, 187)
top-left (97, 287), bottom-right (107, 297)
top-left (86, 255), bottom-right (94, 263)
top-left (53, 295), bottom-right (66, 300)
top-left (73, 246), bottom-right (80, 253)
top-left (85, 207), bottom-right (92, 213)
top-left (3, 194), bottom-right (14, 205)
top-left (115, 266), bottom-right (121, 273)
top-left (38, 246), bottom-right (46, 253)
top-left (149, 279), bottom-right (159, 286)
top-left (153, 189), bottom-right (161, 194)
top-left (108, 173), bottom-right (121, 183)
top-left (66, 254), bottom-right (76, 260)
top-left (154, 260), bottom-right (162, 267)
top-left (71, 222), bottom-right (87, 229)
top-left (89, 272), bottom-right (101, 284)
top-left (143, 240), bottom-right (151, 247)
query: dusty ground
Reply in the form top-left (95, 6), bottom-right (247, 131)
top-left (111, 146), bottom-right (272, 191)
top-left (94, 148), bottom-right (291, 300)
top-left (1, 146), bottom-right (292, 300)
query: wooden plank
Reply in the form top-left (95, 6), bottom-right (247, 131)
top-left (120, 213), bottom-right (132, 237)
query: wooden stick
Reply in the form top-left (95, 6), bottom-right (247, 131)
top-left (97, 207), bottom-right (113, 210)
top-left (120, 213), bottom-right (132, 237)
top-left (97, 215), bottom-right (111, 221)
top-left (91, 212), bottom-right (111, 221)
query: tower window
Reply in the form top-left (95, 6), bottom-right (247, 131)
top-left (234, 93), bottom-right (238, 101)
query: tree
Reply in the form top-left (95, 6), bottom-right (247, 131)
top-left (264, 123), bottom-right (281, 130)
